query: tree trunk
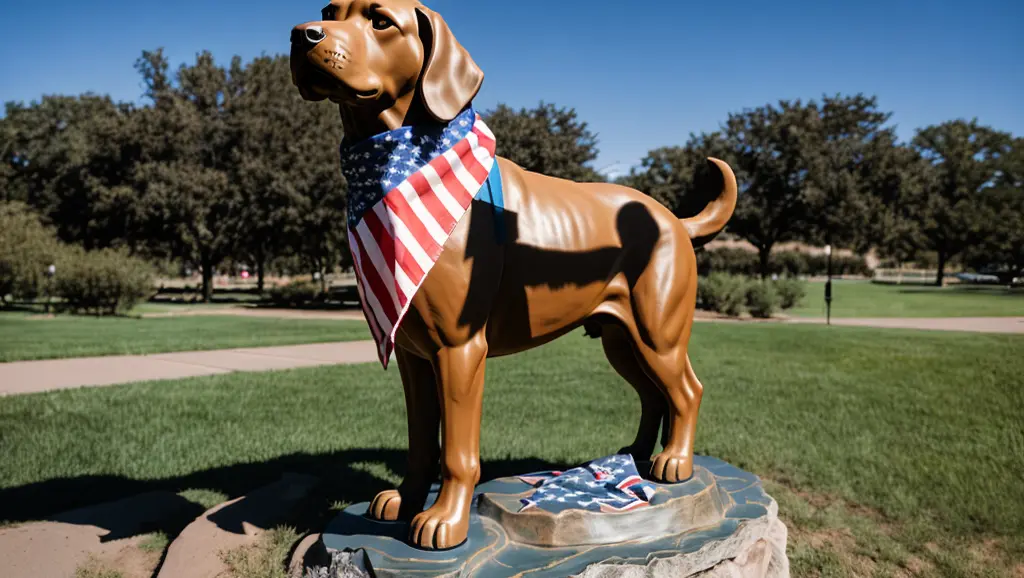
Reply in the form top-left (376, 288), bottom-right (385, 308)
top-left (201, 255), bottom-right (214, 303)
top-left (935, 251), bottom-right (947, 287)
top-left (317, 258), bottom-right (328, 296)
top-left (758, 245), bottom-right (773, 280)
top-left (256, 249), bottom-right (266, 294)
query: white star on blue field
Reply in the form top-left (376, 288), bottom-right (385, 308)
top-left (340, 108), bottom-right (476, 228)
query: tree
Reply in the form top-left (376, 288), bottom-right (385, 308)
top-left (0, 95), bottom-right (140, 250)
top-left (910, 119), bottom-right (1015, 285)
top-left (130, 49), bottom-right (241, 302)
top-left (618, 132), bottom-right (730, 217)
top-left (482, 102), bottom-right (602, 182)
top-left (804, 94), bottom-right (900, 252)
top-left (0, 201), bottom-right (64, 305)
top-left (718, 99), bottom-right (822, 277)
top-left (226, 55), bottom-right (348, 293)
top-left (961, 138), bottom-right (1024, 285)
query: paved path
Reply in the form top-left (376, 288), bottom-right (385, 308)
top-left (782, 316), bottom-right (1024, 334)
top-left (2, 316), bottom-right (1021, 397)
top-left (0, 341), bottom-right (379, 396)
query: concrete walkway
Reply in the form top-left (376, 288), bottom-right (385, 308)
top-left (2, 316), bottom-right (1021, 397)
top-left (0, 341), bottom-right (379, 396)
top-left (783, 316), bottom-right (1024, 334)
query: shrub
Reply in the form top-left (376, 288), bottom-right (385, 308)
top-left (745, 281), bottom-right (779, 318)
top-left (770, 251), bottom-right (809, 277)
top-left (804, 253), bottom-right (872, 277)
top-left (266, 279), bottom-right (321, 307)
top-left (696, 247), bottom-right (759, 277)
top-left (55, 247), bottom-right (156, 315)
top-left (0, 202), bottom-right (64, 305)
top-left (774, 278), bottom-right (807, 310)
top-left (698, 273), bottom-right (748, 317)
top-left (697, 246), bottom-right (872, 279)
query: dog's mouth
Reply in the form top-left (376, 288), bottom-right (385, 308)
top-left (298, 65), bottom-right (381, 103)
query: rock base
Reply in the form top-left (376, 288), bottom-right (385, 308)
top-left (309, 456), bottom-right (789, 578)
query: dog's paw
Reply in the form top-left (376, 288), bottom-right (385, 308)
top-left (409, 505), bottom-right (468, 550)
top-left (369, 489), bottom-right (402, 521)
top-left (650, 451), bottom-right (693, 483)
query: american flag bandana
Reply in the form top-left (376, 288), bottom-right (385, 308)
top-left (340, 107), bottom-right (498, 368)
top-left (516, 455), bottom-right (657, 514)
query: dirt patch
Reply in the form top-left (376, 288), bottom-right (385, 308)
top-left (75, 537), bottom-right (163, 578)
top-left (904, 555), bottom-right (935, 575)
top-left (788, 524), bottom-right (881, 577)
top-left (0, 492), bottom-right (199, 578)
top-left (156, 474), bottom-right (319, 578)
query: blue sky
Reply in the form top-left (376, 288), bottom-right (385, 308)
top-left (1, 0), bottom-right (1021, 178)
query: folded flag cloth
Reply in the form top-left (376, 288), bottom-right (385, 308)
top-left (516, 454), bottom-right (657, 514)
top-left (339, 105), bottom-right (498, 369)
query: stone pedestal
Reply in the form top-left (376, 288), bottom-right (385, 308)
top-left (306, 456), bottom-right (789, 578)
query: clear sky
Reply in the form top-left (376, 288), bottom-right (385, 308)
top-left (1, 0), bottom-right (1021, 178)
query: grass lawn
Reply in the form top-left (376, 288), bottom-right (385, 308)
top-left (787, 279), bottom-right (1024, 318)
top-left (1, 323), bottom-right (1022, 576)
top-left (0, 312), bottom-right (371, 362)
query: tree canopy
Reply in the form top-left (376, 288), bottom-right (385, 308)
top-left (2, 49), bottom-right (1021, 299)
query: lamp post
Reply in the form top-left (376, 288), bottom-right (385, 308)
top-left (45, 264), bottom-right (56, 314)
top-left (824, 245), bottom-right (833, 326)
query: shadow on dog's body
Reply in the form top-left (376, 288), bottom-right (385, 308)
top-left (290, 0), bottom-right (737, 550)
top-left (398, 157), bottom-right (703, 359)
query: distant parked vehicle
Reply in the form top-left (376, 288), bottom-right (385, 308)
top-left (955, 272), bottom-right (1002, 284)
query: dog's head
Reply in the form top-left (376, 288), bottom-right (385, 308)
top-left (290, 0), bottom-right (483, 123)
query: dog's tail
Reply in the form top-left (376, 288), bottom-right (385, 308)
top-left (680, 158), bottom-right (738, 245)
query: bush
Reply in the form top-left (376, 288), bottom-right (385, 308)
top-left (698, 273), bottom-right (749, 317)
top-left (266, 279), bottom-right (321, 307)
top-left (745, 281), bottom-right (779, 318)
top-left (696, 247), bottom-right (759, 277)
top-left (804, 253), bottom-right (872, 277)
top-left (0, 202), bottom-right (64, 305)
top-left (697, 246), bottom-right (872, 278)
top-left (770, 251), bottom-right (808, 277)
top-left (55, 247), bottom-right (156, 315)
top-left (775, 278), bottom-right (807, 310)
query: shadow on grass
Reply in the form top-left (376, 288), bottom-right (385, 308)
top-left (0, 448), bottom-right (563, 545)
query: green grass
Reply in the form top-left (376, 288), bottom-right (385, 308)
top-left (1, 324), bottom-right (1022, 576)
top-left (221, 526), bottom-right (301, 578)
top-left (0, 313), bottom-right (370, 362)
top-left (129, 301), bottom-right (246, 315)
top-left (787, 279), bottom-right (1024, 318)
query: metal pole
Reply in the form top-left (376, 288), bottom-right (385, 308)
top-left (45, 264), bottom-right (56, 314)
top-left (824, 246), bottom-right (833, 326)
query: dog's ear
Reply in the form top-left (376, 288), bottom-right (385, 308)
top-left (415, 5), bottom-right (484, 122)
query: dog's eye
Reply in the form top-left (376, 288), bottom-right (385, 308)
top-left (321, 6), bottom-right (337, 20)
top-left (371, 11), bottom-right (394, 30)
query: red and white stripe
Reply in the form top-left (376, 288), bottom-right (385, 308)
top-left (350, 115), bottom-right (497, 367)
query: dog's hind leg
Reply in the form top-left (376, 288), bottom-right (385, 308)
top-left (601, 323), bottom-right (667, 461)
top-left (633, 345), bottom-right (702, 483)
top-left (369, 347), bottom-right (441, 522)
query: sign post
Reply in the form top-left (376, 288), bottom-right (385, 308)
top-left (824, 246), bottom-right (833, 326)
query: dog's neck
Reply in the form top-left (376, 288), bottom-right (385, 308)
top-left (338, 92), bottom-right (434, 144)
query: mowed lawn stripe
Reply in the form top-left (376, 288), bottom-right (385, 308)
top-left (788, 280), bottom-right (1024, 318)
top-left (0, 313), bottom-right (372, 362)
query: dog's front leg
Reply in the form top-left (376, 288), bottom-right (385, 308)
top-left (369, 348), bottom-right (440, 522)
top-left (409, 333), bottom-right (488, 550)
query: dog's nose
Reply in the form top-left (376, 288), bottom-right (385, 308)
top-left (291, 24), bottom-right (326, 47)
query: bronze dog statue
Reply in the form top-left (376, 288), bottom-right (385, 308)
top-left (290, 0), bottom-right (738, 550)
